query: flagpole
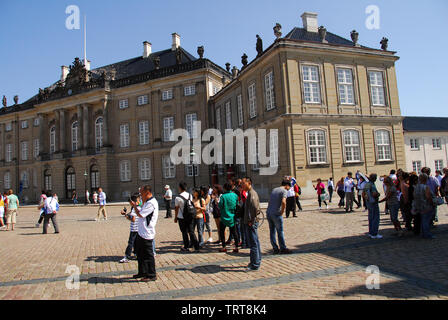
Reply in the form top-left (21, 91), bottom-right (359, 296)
top-left (83, 15), bottom-right (87, 66)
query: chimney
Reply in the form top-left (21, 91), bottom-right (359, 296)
top-left (171, 33), bottom-right (180, 51)
top-left (85, 60), bottom-right (91, 71)
top-left (143, 41), bottom-right (152, 58)
top-left (61, 65), bottom-right (69, 82)
top-left (301, 12), bottom-right (318, 33)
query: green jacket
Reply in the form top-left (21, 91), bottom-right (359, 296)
top-left (218, 191), bottom-right (238, 227)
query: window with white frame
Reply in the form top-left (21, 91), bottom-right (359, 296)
top-left (215, 107), bottom-right (221, 131)
top-left (71, 121), bottom-right (79, 151)
top-left (308, 130), bottom-right (327, 164)
top-left (162, 89), bottom-right (173, 101)
top-left (162, 155), bottom-right (175, 178)
top-left (33, 139), bottom-right (39, 158)
top-left (412, 161), bottom-right (422, 174)
top-left (375, 130), bottom-right (392, 161)
top-left (5, 144), bottom-right (12, 162)
top-left (184, 85), bottom-right (196, 96)
top-left (432, 138), bottom-right (441, 149)
top-left (119, 99), bottom-right (129, 109)
top-left (186, 164), bottom-right (199, 177)
top-left (185, 113), bottom-right (198, 139)
top-left (21, 171), bottom-right (29, 188)
top-left (95, 117), bottom-right (103, 151)
top-left (34, 118), bottom-right (40, 126)
top-left (120, 124), bottom-right (130, 148)
top-left (336, 68), bottom-right (355, 104)
top-left (237, 94), bottom-right (244, 126)
top-left (248, 83), bottom-right (257, 118)
top-left (139, 158), bottom-right (151, 180)
top-left (139, 121), bottom-right (150, 145)
top-left (137, 95), bottom-right (149, 106)
top-left (302, 65), bottom-right (321, 103)
top-left (21, 141), bottom-right (28, 161)
top-left (225, 101), bottom-right (232, 129)
top-left (4, 172), bottom-right (11, 189)
top-left (264, 71), bottom-right (275, 110)
top-left (435, 160), bottom-right (444, 172)
top-left (5, 123), bottom-right (12, 131)
top-left (163, 117), bottom-right (174, 141)
top-left (343, 130), bottom-right (361, 163)
top-left (368, 71), bottom-right (386, 106)
top-left (410, 138), bottom-right (419, 150)
top-left (50, 126), bottom-right (56, 154)
top-left (212, 85), bottom-right (221, 96)
top-left (21, 120), bottom-right (28, 129)
top-left (120, 160), bottom-right (131, 182)
top-left (270, 133), bottom-right (278, 167)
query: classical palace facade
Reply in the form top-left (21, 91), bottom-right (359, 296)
top-left (1, 12), bottom-right (407, 202)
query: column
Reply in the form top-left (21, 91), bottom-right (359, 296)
top-left (59, 109), bottom-right (66, 152)
top-left (0, 123), bottom-right (4, 162)
top-left (83, 104), bottom-right (89, 149)
top-left (76, 105), bottom-right (83, 149)
top-left (37, 113), bottom-right (45, 155)
top-left (54, 110), bottom-right (59, 153)
top-left (101, 98), bottom-right (109, 146)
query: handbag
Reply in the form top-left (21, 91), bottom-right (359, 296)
top-left (433, 196), bottom-right (444, 206)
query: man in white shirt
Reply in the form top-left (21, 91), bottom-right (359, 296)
top-left (344, 172), bottom-right (356, 213)
top-left (163, 185), bottom-right (172, 218)
top-left (174, 182), bottom-right (199, 252)
top-left (42, 191), bottom-right (60, 234)
top-left (85, 190), bottom-right (91, 205)
top-left (130, 185), bottom-right (158, 282)
top-left (96, 187), bottom-right (107, 221)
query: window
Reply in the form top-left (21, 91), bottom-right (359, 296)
top-left (120, 161), bottom-right (131, 182)
top-left (139, 121), bottom-right (150, 145)
top-left (252, 142), bottom-right (260, 171)
top-left (215, 107), bottom-right (221, 131)
top-left (412, 161), bottom-right (422, 174)
top-left (248, 83), bottom-right (257, 118)
top-left (343, 130), bottom-right (361, 162)
top-left (137, 95), bottom-right (148, 106)
top-left (119, 99), bottom-right (129, 109)
top-left (21, 171), bottom-right (29, 189)
top-left (225, 101), bottom-right (232, 129)
top-left (435, 160), bottom-right (444, 172)
top-left (212, 85), bottom-right (221, 96)
top-left (21, 120), bottom-right (28, 129)
top-left (90, 165), bottom-right (100, 189)
top-left (186, 164), bottom-right (199, 177)
top-left (162, 155), bottom-right (175, 178)
top-left (95, 117), bottom-right (103, 151)
top-left (21, 141), bottom-right (28, 161)
top-left (238, 164), bottom-right (246, 173)
top-left (432, 138), bottom-right (441, 149)
top-left (184, 85), bottom-right (196, 96)
top-left (120, 124), bottom-right (130, 148)
top-left (71, 121), bottom-right (79, 151)
top-left (185, 113), bottom-right (198, 139)
top-left (66, 167), bottom-right (76, 193)
top-left (33, 139), bottom-right (39, 158)
top-left (302, 65), bottom-right (321, 103)
top-left (337, 68), bottom-right (354, 104)
top-left (375, 130), bottom-right (392, 161)
top-left (163, 117), bottom-right (174, 141)
top-left (368, 71), bottom-right (386, 106)
top-left (34, 118), bottom-right (40, 126)
top-left (4, 172), bottom-right (11, 189)
top-left (44, 170), bottom-right (52, 191)
top-left (162, 89), bottom-right (173, 101)
top-left (308, 130), bottom-right (327, 164)
top-left (50, 126), bottom-right (56, 154)
top-left (270, 133), bottom-right (278, 167)
top-left (5, 123), bottom-right (12, 131)
top-left (237, 94), bottom-right (244, 126)
top-left (264, 71), bottom-right (275, 110)
top-left (5, 144), bottom-right (12, 162)
top-left (410, 138), bottom-right (419, 150)
top-left (139, 158), bottom-right (151, 180)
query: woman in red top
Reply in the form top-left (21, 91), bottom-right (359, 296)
top-left (313, 178), bottom-right (328, 210)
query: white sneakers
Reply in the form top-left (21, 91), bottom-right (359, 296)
top-left (35, 223), bottom-right (40, 228)
top-left (326, 205), bottom-right (329, 209)
top-left (207, 237), bottom-right (213, 243)
top-left (119, 257), bottom-right (130, 263)
top-left (369, 234), bottom-right (383, 239)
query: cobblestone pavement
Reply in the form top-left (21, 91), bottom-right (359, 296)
top-left (0, 200), bottom-right (447, 300)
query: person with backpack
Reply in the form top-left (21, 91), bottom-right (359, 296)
top-left (174, 182), bottom-right (200, 252)
top-left (39, 191), bottom-right (60, 234)
top-left (35, 190), bottom-right (47, 228)
top-left (218, 183), bottom-right (240, 253)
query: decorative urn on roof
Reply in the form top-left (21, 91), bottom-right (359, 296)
top-left (13, 95), bottom-right (18, 105)
top-left (350, 30), bottom-right (359, 46)
top-left (380, 37), bottom-right (389, 51)
top-left (2, 95), bottom-right (6, 107)
top-left (273, 23), bottom-right (282, 39)
top-left (197, 46), bottom-right (204, 59)
top-left (225, 63), bottom-right (230, 72)
top-left (318, 26), bottom-right (327, 43)
top-left (241, 53), bottom-right (248, 68)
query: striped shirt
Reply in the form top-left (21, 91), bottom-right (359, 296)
top-left (129, 208), bottom-right (139, 232)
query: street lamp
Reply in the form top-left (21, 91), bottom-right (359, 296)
top-left (190, 147), bottom-right (196, 188)
top-left (83, 170), bottom-right (88, 205)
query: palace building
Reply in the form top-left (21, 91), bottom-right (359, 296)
top-left (1, 12), bottom-right (407, 202)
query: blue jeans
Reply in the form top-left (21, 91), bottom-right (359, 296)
top-left (195, 218), bottom-right (205, 247)
top-left (240, 220), bottom-right (248, 247)
top-left (267, 214), bottom-right (286, 251)
top-left (246, 222), bottom-right (262, 269)
top-left (421, 210), bottom-right (434, 238)
top-left (367, 203), bottom-right (380, 236)
top-left (389, 203), bottom-right (400, 223)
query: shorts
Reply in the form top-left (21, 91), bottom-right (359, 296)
top-left (5, 209), bottom-right (17, 224)
top-left (0, 208), bottom-right (4, 218)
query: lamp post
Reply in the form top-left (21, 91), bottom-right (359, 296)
top-left (190, 147), bottom-right (196, 188)
top-left (83, 170), bottom-right (88, 205)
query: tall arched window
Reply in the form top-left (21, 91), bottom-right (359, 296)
top-left (95, 117), bottom-right (103, 151)
top-left (50, 126), bottom-right (56, 154)
top-left (66, 166), bottom-right (76, 198)
top-left (72, 121), bottom-right (79, 151)
top-left (21, 171), bottom-right (29, 189)
top-left (90, 165), bottom-right (100, 191)
top-left (343, 130), bottom-right (361, 163)
top-left (307, 129), bottom-right (327, 164)
top-left (44, 169), bottom-right (52, 191)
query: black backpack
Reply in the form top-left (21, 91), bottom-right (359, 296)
top-left (179, 194), bottom-right (195, 221)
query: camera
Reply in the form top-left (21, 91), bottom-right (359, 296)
top-left (123, 207), bottom-right (127, 213)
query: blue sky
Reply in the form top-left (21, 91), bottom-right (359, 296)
top-left (0, 0), bottom-right (447, 116)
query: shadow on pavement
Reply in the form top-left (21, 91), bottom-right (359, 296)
top-left (85, 256), bottom-right (123, 263)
